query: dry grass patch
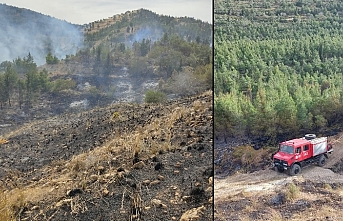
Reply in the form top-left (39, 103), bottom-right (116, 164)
top-left (231, 145), bottom-right (277, 172)
top-left (107, 103), bottom-right (208, 158)
top-left (0, 186), bottom-right (51, 221)
top-left (284, 182), bottom-right (300, 202)
top-left (36, 100), bottom-right (204, 190)
top-left (323, 183), bottom-right (333, 191)
top-left (336, 187), bottom-right (343, 197)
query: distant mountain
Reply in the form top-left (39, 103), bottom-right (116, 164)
top-left (0, 4), bottom-right (212, 65)
top-left (0, 3), bottom-right (83, 65)
top-left (0, 4), bottom-right (212, 66)
top-left (83, 9), bottom-right (212, 49)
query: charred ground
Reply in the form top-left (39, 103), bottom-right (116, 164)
top-left (0, 91), bottom-right (213, 221)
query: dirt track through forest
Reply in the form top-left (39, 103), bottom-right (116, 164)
top-left (215, 133), bottom-right (343, 202)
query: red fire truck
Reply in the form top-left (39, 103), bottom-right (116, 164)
top-left (273, 134), bottom-right (333, 176)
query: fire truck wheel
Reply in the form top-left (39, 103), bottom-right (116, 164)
top-left (318, 155), bottom-right (326, 167)
top-left (275, 166), bottom-right (284, 173)
top-left (289, 164), bottom-right (301, 176)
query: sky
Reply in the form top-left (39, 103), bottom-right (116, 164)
top-left (0, 0), bottom-right (212, 24)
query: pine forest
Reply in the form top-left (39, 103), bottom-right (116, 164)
top-left (214, 0), bottom-right (343, 143)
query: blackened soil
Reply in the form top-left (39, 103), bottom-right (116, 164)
top-left (0, 91), bottom-right (213, 221)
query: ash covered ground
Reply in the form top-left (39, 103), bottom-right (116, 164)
top-left (0, 91), bottom-right (213, 221)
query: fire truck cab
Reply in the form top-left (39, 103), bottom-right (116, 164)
top-left (273, 134), bottom-right (333, 176)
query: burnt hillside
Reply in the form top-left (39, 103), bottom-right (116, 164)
top-left (0, 91), bottom-right (213, 221)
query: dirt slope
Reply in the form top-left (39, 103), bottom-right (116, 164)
top-left (215, 133), bottom-right (343, 221)
top-left (0, 91), bottom-right (213, 221)
top-left (324, 134), bottom-right (343, 169)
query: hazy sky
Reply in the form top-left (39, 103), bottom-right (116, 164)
top-left (0, 0), bottom-right (212, 24)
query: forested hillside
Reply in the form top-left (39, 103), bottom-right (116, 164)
top-left (84, 9), bottom-right (211, 48)
top-left (214, 0), bottom-right (343, 142)
top-left (78, 9), bottom-right (212, 85)
top-left (0, 7), bottom-right (212, 117)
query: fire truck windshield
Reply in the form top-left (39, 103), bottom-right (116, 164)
top-left (279, 145), bottom-right (294, 154)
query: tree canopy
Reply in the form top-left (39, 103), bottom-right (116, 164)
top-left (215, 0), bottom-right (343, 141)
top-left (0, 53), bottom-right (75, 109)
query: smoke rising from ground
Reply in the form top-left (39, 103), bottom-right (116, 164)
top-left (0, 4), bottom-right (84, 65)
top-left (130, 26), bottom-right (163, 43)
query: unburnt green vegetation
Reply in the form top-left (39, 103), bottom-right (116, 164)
top-left (144, 90), bottom-right (167, 103)
top-left (215, 0), bottom-right (343, 141)
top-left (0, 54), bottom-right (75, 109)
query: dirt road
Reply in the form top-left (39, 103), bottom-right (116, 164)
top-left (214, 133), bottom-right (343, 220)
top-left (215, 133), bottom-right (343, 199)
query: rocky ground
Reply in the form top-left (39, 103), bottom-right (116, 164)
top-left (214, 133), bottom-right (343, 221)
top-left (0, 91), bottom-right (213, 221)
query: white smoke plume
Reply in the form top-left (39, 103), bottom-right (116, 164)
top-left (0, 4), bottom-right (84, 65)
top-left (129, 26), bottom-right (163, 43)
